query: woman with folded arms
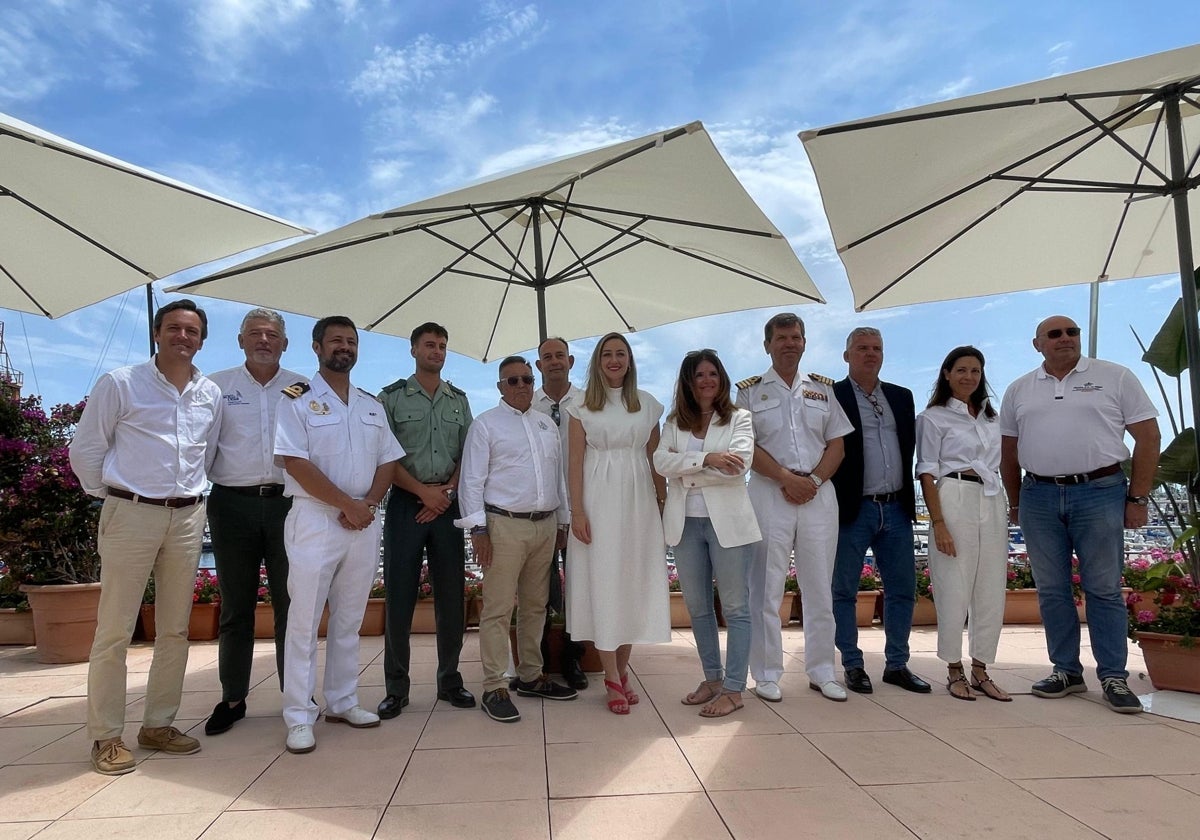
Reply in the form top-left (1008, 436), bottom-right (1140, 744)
top-left (654, 349), bottom-right (760, 718)
top-left (915, 346), bottom-right (1011, 701)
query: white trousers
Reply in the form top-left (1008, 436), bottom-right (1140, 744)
top-left (928, 477), bottom-right (1007, 664)
top-left (748, 478), bottom-right (838, 684)
top-left (282, 498), bottom-right (379, 728)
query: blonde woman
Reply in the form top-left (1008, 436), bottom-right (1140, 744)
top-left (654, 349), bottom-right (759, 718)
top-left (567, 333), bottom-right (670, 714)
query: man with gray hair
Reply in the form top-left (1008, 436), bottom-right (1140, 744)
top-left (204, 308), bottom-right (307, 736)
top-left (831, 327), bottom-right (930, 695)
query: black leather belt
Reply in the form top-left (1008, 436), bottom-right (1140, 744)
top-left (485, 504), bottom-right (555, 521)
top-left (107, 487), bottom-right (201, 509)
top-left (1027, 463), bottom-right (1121, 485)
top-left (864, 491), bottom-right (899, 503)
top-left (945, 472), bottom-right (983, 484)
top-left (789, 469), bottom-right (812, 477)
top-left (215, 483), bottom-right (285, 497)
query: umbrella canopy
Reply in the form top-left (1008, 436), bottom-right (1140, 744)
top-left (173, 121), bottom-right (822, 361)
top-left (0, 111), bottom-right (312, 318)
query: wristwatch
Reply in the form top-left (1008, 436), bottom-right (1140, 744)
top-left (809, 473), bottom-right (824, 488)
top-left (1126, 495), bottom-right (1149, 506)
top-left (444, 488), bottom-right (457, 502)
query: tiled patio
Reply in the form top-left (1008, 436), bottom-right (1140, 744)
top-left (2, 624), bottom-right (1199, 839)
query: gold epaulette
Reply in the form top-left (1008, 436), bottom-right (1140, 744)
top-left (281, 381), bottom-right (310, 399)
top-left (809, 373), bottom-right (835, 386)
top-left (735, 375), bottom-right (762, 390)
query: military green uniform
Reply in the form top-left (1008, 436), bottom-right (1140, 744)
top-left (378, 376), bottom-right (473, 702)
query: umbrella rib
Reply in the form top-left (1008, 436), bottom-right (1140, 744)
top-left (996, 177), bottom-right (1165, 194)
top-left (424, 212), bottom-right (537, 284)
top-left (376, 197), bottom-right (532, 220)
top-left (1064, 96), bottom-right (1170, 183)
top-left (537, 123), bottom-right (698, 197)
top-left (0, 259), bottom-right (51, 317)
top-left (1098, 102), bottom-right (1167, 280)
top-left (554, 200), bottom-right (779, 238)
top-left (539, 182), bottom-right (575, 275)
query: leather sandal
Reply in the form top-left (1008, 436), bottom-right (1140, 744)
top-left (604, 679), bottom-right (630, 715)
top-left (947, 663), bottom-right (975, 701)
top-left (970, 663), bottom-right (1012, 702)
top-left (682, 679), bottom-right (722, 706)
top-left (620, 673), bottom-right (639, 705)
top-left (698, 689), bottom-right (743, 718)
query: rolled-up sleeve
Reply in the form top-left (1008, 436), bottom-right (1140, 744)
top-left (914, 413), bottom-right (943, 478)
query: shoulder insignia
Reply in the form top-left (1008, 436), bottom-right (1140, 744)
top-left (446, 380), bottom-right (468, 397)
top-left (379, 377), bottom-right (408, 395)
top-left (281, 381), bottom-right (310, 399)
top-left (356, 387), bottom-right (380, 401)
top-left (809, 373), bottom-right (835, 386)
top-left (735, 375), bottom-right (762, 390)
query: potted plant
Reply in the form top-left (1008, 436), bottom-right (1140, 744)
top-left (359, 576), bottom-right (386, 636)
top-left (463, 573), bottom-right (482, 629)
top-left (188, 569), bottom-right (221, 640)
top-left (0, 393), bottom-right (101, 663)
top-left (667, 565), bottom-right (690, 628)
top-left (912, 562), bottom-right (937, 626)
top-left (856, 564), bottom-right (880, 626)
top-left (411, 560), bottom-right (437, 633)
top-left (254, 568), bottom-right (275, 639)
top-left (781, 564), bottom-right (799, 627)
top-left (0, 565), bottom-right (34, 646)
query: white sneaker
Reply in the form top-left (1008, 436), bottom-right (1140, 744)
top-left (809, 680), bottom-right (849, 702)
top-left (286, 724), bottom-right (315, 754)
top-left (325, 705), bottom-right (381, 728)
top-left (753, 681), bottom-right (782, 702)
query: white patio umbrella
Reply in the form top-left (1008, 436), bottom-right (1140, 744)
top-left (800, 43), bottom-right (1200, 456)
top-left (1, 111), bottom-right (312, 340)
top-left (173, 121), bottom-right (822, 362)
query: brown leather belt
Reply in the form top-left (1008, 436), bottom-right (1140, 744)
top-left (485, 504), bottom-right (555, 521)
top-left (107, 487), bottom-right (201, 508)
top-left (1027, 463), bottom-right (1121, 485)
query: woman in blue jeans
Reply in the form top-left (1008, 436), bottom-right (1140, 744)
top-left (654, 350), bottom-right (761, 717)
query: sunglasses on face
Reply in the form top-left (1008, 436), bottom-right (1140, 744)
top-left (501, 375), bottom-right (536, 386)
top-left (1044, 327), bottom-right (1081, 339)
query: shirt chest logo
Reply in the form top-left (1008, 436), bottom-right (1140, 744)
top-left (309, 400), bottom-right (332, 415)
top-left (222, 390), bottom-right (249, 406)
top-left (1072, 381), bottom-right (1103, 393)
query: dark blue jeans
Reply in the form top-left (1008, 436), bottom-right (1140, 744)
top-left (832, 499), bottom-right (914, 671)
top-left (1019, 472), bottom-right (1128, 680)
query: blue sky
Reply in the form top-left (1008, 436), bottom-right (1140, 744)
top-left (2, 1), bottom-right (1198, 434)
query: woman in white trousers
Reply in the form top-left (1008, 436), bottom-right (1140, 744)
top-left (915, 346), bottom-right (1011, 701)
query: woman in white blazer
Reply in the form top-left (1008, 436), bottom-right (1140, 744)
top-left (654, 349), bottom-right (760, 717)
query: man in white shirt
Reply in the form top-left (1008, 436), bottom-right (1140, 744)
top-left (204, 309), bottom-right (306, 736)
top-left (531, 336), bottom-right (588, 689)
top-left (274, 316), bottom-right (404, 753)
top-left (1000, 315), bottom-right (1160, 714)
top-left (456, 356), bottom-right (577, 723)
top-left (69, 299), bottom-right (223, 776)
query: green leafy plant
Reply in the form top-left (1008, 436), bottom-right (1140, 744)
top-left (915, 563), bottom-right (933, 600)
top-left (858, 564), bottom-right (881, 592)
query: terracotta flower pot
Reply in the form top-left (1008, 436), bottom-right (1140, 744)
top-left (668, 591), bottom-right (691, 628)
top-left (254, 602), bottom-right (275, 639)
top-left (911, 595), bottom-right (938, 626)
top-left (139, 604), bottom-right (156, 642)
top-left (0, 607), bottom-right (36, 646)
top-left (1136, 631), bottom-right (1200, 693)
top-left (779, 591), bottom-right (796, 627)
top-left (187, 602), bottom-right (220, 640)
top-left (1003, 589), bottom-right (1043, 624)
top-left (20, 582), bottom-right (101, 664)
top-left (856, 591), bottom-right (878, 626)
top-left (359, 598), bottom-right (385, 636)
top-left (411, 599), bottom-right (437, 633)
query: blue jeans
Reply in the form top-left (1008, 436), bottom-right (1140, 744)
top-left (673, 517), bottom-right (752, 692)
top-left (1019, 472), bottom-right (1128, 680)
top-left (832, 499), bottom-right (914, 671)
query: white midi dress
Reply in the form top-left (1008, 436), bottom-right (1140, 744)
top-left (566, 387), bottom-right (671, 649)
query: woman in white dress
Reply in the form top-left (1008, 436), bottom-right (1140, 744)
top-left (654, 350), bottom-right (760, 718)
top-left (567, 332), bottom-right (670, 714)
top-left (915, 346), bottom-right (1011, 702)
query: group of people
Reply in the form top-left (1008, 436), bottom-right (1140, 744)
top-left (66, 301), bottom-right (1159, 776)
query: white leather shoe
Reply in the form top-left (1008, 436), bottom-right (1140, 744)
top-left (325, 705), bottom-right (381, 728)
top-left (809, 680), bottom-right (849, 702)
top-left (285, 724), bottom-right (315, 754)
top-left (753, 681), bottom-right (782, 702)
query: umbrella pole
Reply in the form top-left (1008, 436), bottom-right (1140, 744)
top-left (532, 202), bottom-right (548, 344)
top-left (1087, 283), bottom-right (1099, 358)
top-left (145, 282), bottom-right (154, 356)
top-left (1164, 95), bottom-right (1200, 477)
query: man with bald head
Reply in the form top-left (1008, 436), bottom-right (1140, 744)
top-left (999, 315), bottom-right (1159, 714)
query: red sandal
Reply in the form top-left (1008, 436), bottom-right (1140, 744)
top-left (604, 680), bottom-right (630, 715)
top-left (620, 673), bottom-right (639, 705)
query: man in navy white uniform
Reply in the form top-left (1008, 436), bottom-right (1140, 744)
top-left (456, 356), bottom-right (577, 723)
top-left (205, 308), bottom-right (305, 736)
top-left (1000, 315), bottom-right (1159, 713)
top-left (737, 312), bottom-right (854, 703)
top-left (69, 299), bottom-right (222, 775)
top-left (274, 316), bottom-right (404, 753)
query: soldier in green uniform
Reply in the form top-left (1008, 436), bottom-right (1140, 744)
top-left (377, 322), bottom-right (476, 717)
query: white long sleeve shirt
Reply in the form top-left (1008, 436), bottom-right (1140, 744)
top-left (915, 399), bottom-right (1003, 496)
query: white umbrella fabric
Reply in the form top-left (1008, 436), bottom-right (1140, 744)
top-left (173, 121), bottom-right (822, 362)
top-left (0, 111), bottom-right (312, 320)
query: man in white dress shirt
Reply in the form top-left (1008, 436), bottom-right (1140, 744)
top-left (69, 299), bottom-right (223, 775)
top-left (456, 356), bottom-right (577, 723)
top-left (531, 336), bottom-right (589, 689)
top-left (204, 309), bottom-right (306, 736)
top-left (274, 316), bottom-right (404, 753)
top-left (737, 313), bottom-right (854, 703)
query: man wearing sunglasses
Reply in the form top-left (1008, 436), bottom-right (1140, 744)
top-left (1000, 315), bottom-right (1159, 714)
top-left (456, 357), bottom-right (577, 722)
top-left (831, 327), bottom-right (930, 695)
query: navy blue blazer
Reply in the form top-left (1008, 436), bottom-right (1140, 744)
top-left (831, 379), bottom-right (917, 526)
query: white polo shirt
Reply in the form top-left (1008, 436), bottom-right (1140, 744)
top-left (998, 356), bottom-right (1157, 475)
top-left (208, 364), bottom-right (306, 486)
top-left (735, 367), bottom-right (854, 474)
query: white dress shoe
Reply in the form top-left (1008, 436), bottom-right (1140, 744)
top-left (325, 705), bottom-right (381, 728)
top-left (753, 681), bottom-right (782, 702)
top-left (809, 680), bottom-right (849, 702)
top-left (286, 724), bottom-right (315, 754)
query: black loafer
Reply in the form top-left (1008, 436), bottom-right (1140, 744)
top-left (562, 658), bottom-right (590, 691)
top-left (882, 666), bottom-right (932, 693)
top-left (844, 667), bottom-right (873, 694)
top-left (204, 699), bottom-right (246, 736)
top-left (437, 686), bottom-right (476, 708)
top-left (377, 694), bottom-right (409, 720)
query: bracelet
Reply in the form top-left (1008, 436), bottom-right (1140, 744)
top-left (470, 525), bottom-right (488, 536)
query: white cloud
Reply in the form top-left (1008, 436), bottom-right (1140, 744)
top-left (1048, 41), bottom-right (1073, 75)
top-left (188, 0), bottom-right (315, 80)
